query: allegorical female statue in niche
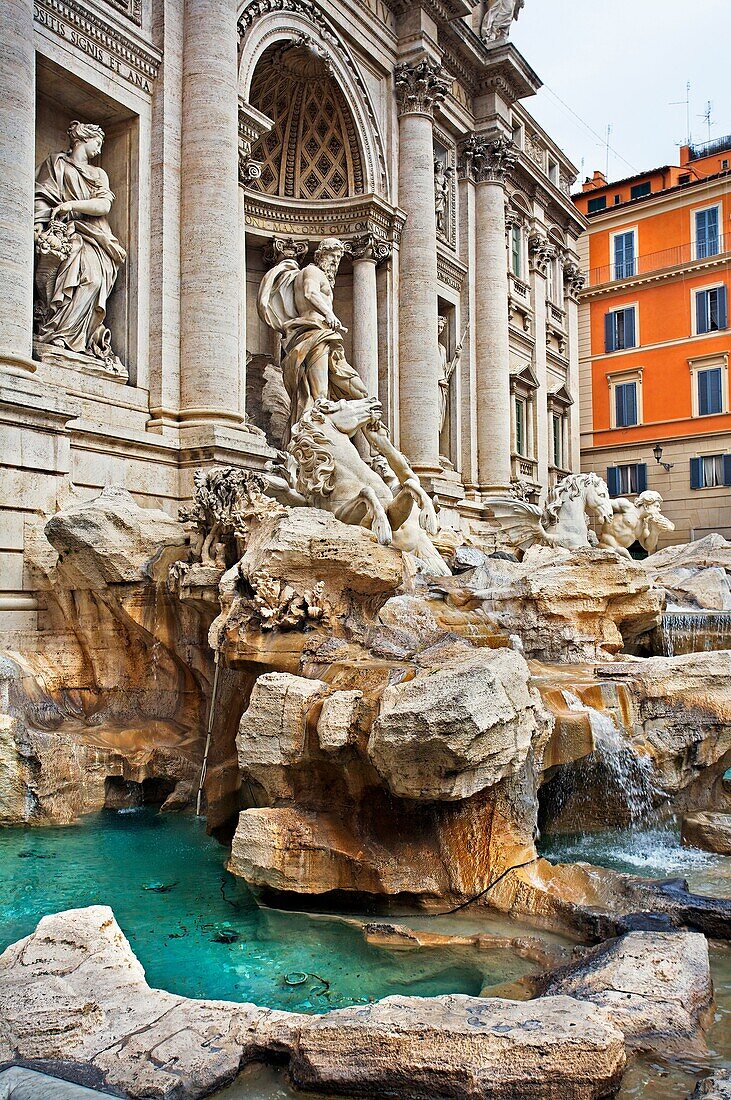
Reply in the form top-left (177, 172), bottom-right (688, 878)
top-left (34, 121), bottom-right (127, 378)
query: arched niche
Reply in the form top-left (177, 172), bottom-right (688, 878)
top-left (237, 4), bottom-right (388, 200)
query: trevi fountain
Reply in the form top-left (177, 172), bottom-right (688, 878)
top-left (0, 0), bottom-right (730, 1098)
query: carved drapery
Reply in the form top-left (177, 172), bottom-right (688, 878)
top-left (395, 58), bottom-right (451, 118)
top-left (457, 133), bottom-right (517, 185)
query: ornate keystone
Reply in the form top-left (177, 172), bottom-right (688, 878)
top-left (527, 230), bottom-right (556, 276)
top-left (262, 237), bottom-right (309, 267)
top-left (348, 234), bottom-right (392, 264)
top-left (563, 259), bottom-right (586, 301)
top-left (457, 132), bottom-right (517, 185)
top-left (395, 58), bottom-right (451, 117)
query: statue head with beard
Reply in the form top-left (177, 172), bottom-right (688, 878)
top-left (314, 238), bottom-right (346, 287)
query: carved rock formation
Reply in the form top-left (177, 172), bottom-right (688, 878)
top-left (535, 931), bottom-right (713, 1056)
top-left (0, 905), bottom-right (629, 1100)
top-left (682, 811), bottom-right (731, 855)
top-left (428, 546), bottom-right (663, 662)
top-left (642, 533), bottom-right (731, 611)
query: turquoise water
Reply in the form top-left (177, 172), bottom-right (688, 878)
top-left (0, 809), bottom-right (532, 1012)
top-left (540, 823), bottom-right (731, 898)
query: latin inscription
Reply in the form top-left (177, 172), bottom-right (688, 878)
top-left (34, 1), bottom-right (156, 95)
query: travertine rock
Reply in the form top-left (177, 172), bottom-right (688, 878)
top-left (369, 649), bottom-right (551, 801)
top-left (317, 689), bottom-right (362, 752)
top-left (432, 547), bottom-right (662, 662)
top-left (0, 1067), bottom-right (104, 1098)
top-left (682, 811), bottom-right (731, 855)
top-left (597, 653), bottom-right (731, 811)
top-left (284, 992), bottom-right (625, 1100)
top-left (538, 932), bottom-right (713, 1055)
top-left (644, 534), bottom-right (731, 611)
top-left (691, 1070), bottom-right (731, 1098)
top-left (0, 906), bottom-right (627, 1100)
top-left (41, 485), bottom-right (187, 588)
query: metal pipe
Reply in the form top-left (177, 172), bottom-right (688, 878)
top-left (196, 655), bottom-right (220, 817)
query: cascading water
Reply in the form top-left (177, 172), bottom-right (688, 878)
top-left (661, 609), bottom-right (731, 657)
top-left (538, 690), bottom-right (659, 836)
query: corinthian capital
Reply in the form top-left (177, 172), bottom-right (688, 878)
top-left (563, 259), bottom-right (586, 300)
top-left (527, 230), bottom-right (556, 276)
top-left (395, 58), bottom-right (451, 117)
top-left (349, 234), bottom-right (392, 264)
top-left (457, 132), bottom-right (517, 185)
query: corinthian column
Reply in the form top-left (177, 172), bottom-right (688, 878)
top-left (395, 58), bottom-right (450, 475)
top-left (179, 0), bottom-right (242, 425)
top-left (0, 0), bottom-right (35, 372)
top-left (458, 132), bottom-right (517, 491)
top-left (350, 234), bottom-right (391, 399)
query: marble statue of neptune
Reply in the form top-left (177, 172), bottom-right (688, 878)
top-left (34, 121), bottom-right (126, 371)
top-left (480, 0), bottom-right (525, 43)
top-left (257, 238), bottom-right (370, 442)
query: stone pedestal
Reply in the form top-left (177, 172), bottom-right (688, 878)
top-left (395, 59), bottom-right (450, 476)
top-left (179, 0), bottom-right (242, 425)
top-left (459, 133), bottom-right (517, 493)
top-left (0, 0), bottom-right (35, 373)
top-left (351, 235), bottom-right (391, 399)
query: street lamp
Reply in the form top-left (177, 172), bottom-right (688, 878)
top-left (652, 443), bottom-right (674, 472)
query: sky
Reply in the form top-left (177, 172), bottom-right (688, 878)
top-left (510, 0), bottom-right (730, 188)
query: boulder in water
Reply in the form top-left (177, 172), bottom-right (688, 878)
top-left (682, 811), bottom-right (731, 856)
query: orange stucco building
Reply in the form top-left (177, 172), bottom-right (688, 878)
top-left (574, 136), bottom-right (731, 545)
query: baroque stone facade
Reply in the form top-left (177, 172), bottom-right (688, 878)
top-left (0, 0), bottom-right (584, 639)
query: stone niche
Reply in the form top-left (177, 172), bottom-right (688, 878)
top-left (34, 55), bottom-right (139, 383)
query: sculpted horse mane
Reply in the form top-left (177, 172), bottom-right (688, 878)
top-left (543, 472), bottom-right (606, 528)
top-left (288, 403), bottom-right (337, 498)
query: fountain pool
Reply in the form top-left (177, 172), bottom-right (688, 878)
top-left (0, 808), bottom-right (536, 1012)
top-left (539, 821), bottom-right (731, 898)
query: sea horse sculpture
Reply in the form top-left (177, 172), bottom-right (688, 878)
top-left (486, 472), bottom-right (614, 553)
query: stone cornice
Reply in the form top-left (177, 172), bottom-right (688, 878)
top-left (395, 57), bottom-right (451, 117)
top-left (243, 191), bottom-right (407, 245)
top-left (457, 132), bottom-right (517, 185)
top-left (511, 159), bottom-right (586, 235)
top-left (436, 244), bottom-right (467, 291)
top-left (33, 0), bottom-right (160, 94)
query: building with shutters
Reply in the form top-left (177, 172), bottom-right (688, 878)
top-left (574, 136), bottom-right (731, 546)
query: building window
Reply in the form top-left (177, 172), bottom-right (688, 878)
top-left (551, 413), bottom-right (564, 468)
top-left (695, 285), bottom-right (728, 334)
top-left (679, 173), bottom-right (691, 184)
top-left (695, 206), bottom-right (721, 259)
top-left (588, 195), bottom-right (606, 213)
top-left (723, 159), bottom-right (730, 170)
top-left (605, 306), bottom-right (637, 352)
top-left (614, 194), bottom-right (621, 205)
top-left (607, 463), bottom-right (647, 497)
top-left (697, 366), bottom-right (724, 416)
top-left (514, 396), bottom-right (527, 456)
top-left (630, 181), bottom-right (651, 199)
top-left (614, 381), bottom-right (638, 427)
top-left (690, 454), bottom-right (731, 489)
top-left (612, 229), bottom-right (636, 278)
top-left (510, 224), bottom-right (522, 278)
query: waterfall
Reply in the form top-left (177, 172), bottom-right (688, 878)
top-left (661, 610), bottom-right (731, 657)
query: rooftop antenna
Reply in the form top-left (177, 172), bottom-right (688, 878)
top-left (670, 81), bottom-right (692, 146)
top-left (605, 124), bottom-right (612, 179)
top-left (699, 100), bottom-right (714, 142)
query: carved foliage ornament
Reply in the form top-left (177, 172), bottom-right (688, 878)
top-left (563, 259), bottom-right (586, 300)
top-left (395, 59), bottom-right (451, 118)
top-left (348, 233), bottom-right (392, 263)
top-left (527, 230), bottom-right (556, 276)
top-left (457, 133), bottom-right (517, 185)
